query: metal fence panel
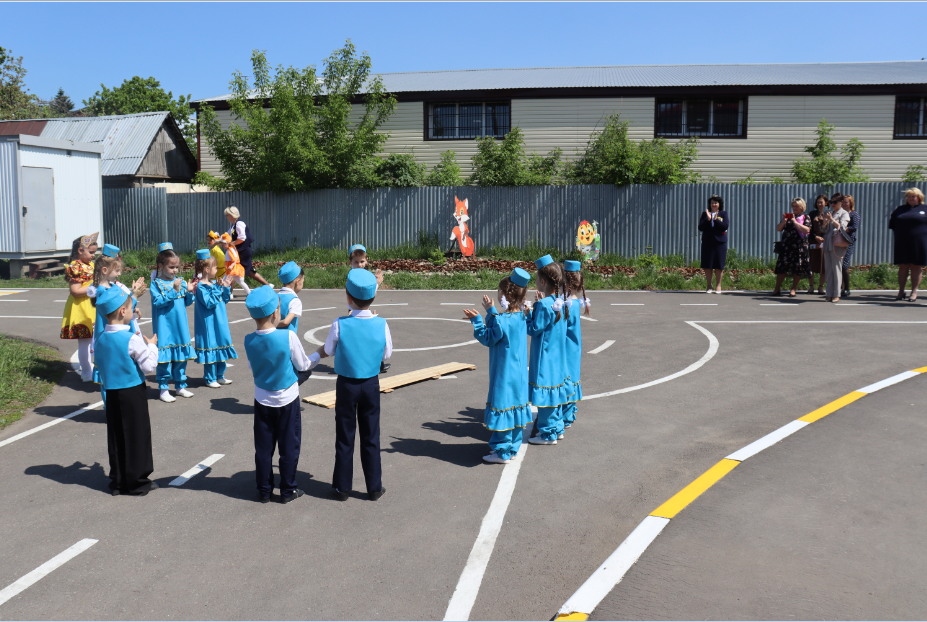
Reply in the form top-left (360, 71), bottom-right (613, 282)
top-left (103, 182), bottom-right (925, 265)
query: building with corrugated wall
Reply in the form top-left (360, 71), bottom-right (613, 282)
top-left (0, 112), bottom-right (196, 189)
top-left (192, 61), bottom-right (927, 183)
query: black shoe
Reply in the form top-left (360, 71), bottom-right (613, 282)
top-left (110, 488), bottom-right (122, 497)
top-left (330, 488), bottom-right (349, 502)
top-left (369, 486), bottom-right (386, 501)
top-left (380, 362), bottom-right (391, 374)
top-left (843, 290), bottom-right (851, 297)
top-left (281, 489), bottom-right (304, 504)
top-left (259, 494), bottom-right (271, 504)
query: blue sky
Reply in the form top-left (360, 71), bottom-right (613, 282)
top-left (5, 2), bottom-right (925, 105)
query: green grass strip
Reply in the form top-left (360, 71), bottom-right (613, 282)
top-left (0, 334), bottom-right (66, 429)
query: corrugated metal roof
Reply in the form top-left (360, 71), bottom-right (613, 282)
top-left (0, 112), bottom-right (168, 176)
top-left (0, 120), bottom-right (48, 137)
top-left (195, 61), bottom-right (927, 102)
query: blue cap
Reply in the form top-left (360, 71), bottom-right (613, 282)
top-left (278, 261), bottom-right (301, 284)
top-left (102, 244), bottom-right (120, 258)
top-left (346, 269), bottom-right (377, 300)
top-left (349, 244), bottom-right (367, 257)
top-left (535, 254), bottom-right (554, 269)
top-left (158, 242), bottom-right (173, 252)
top-left (564, 260), bottom-right (581, 272)
top-left (195, 249), bottom-right (211, 261)
top-left (510, 267), bottom-right (530, 288)
top-left (246, 285), bottom-right (280, 319)
top-left (97, 285), bottom-right (129, 316)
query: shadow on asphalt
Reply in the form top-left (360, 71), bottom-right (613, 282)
top-left (208, 397), bottom-right (253, 415)
top-left (24, 460), bottom-right (110, 494)
top-left (422, 407), bottom-right (485, 441)
top-left (32, 404), bottom-right (106, 425)
top-left (167, 468), bottom-right (344, 503)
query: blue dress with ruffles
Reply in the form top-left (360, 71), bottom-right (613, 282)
top-left (527, 296), bottom-right (574, 407)
top-left (470, 306), bottom-right (533, 432)
top-left (564, 298), bottom-right (583, 402)
top-left (150, 276), bottom-right (195, 363)
top-left (193, 282), bottom-right (238, 364)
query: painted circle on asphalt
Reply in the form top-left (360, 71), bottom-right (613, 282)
top-left (303, 317), bottom-right (478, 352)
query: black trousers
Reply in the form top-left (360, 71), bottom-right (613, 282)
top-left (333, 376), bottom-right (381, 494)
top-left (254, 398), bottom-right (301, 498)
top-left (105, 382), bottom-right (154, 494)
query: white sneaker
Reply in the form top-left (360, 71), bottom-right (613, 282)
top-left (159, 391), bottom-right (176, 403)
top-left (557, 433), bottom-right (565, 440)
top-left (81, 375), bottom-right (94, 383)
top-left (206, 381), bottom-right (221, 389)
top-left (528, 436), bottom-right (557, 445)
top-left (217, 378), bottom-right (233, 385)
top-left (228, 290), bottom-right (234, 299)
top-left (706, 289), bottom-right (712, 294)
top-left (482, 452), bottom-right (511, 464)
top-left (177, 388), bottom-right (194, 398)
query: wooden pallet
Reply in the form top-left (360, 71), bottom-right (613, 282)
top-left (302, 362), bottom-right (477, 409)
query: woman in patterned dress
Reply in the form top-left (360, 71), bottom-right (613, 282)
top-left (61, 233), bottom-right (99, 381)
top-left (772, 198), bottom-right (812, 297)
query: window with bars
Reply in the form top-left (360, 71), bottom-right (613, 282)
top-left (894, 97), bottom-right (927, 138)
top-left (427, 102), bottom-right (510, 140)
top-left (655, 98), bottom-right (746, 138)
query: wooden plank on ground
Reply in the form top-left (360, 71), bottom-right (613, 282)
top-left (302, 362), bottom-right (476, 408)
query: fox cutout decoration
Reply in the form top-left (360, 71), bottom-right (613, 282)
top-left (450, 196), bottom-right (475, 257)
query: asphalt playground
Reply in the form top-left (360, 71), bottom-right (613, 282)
top-left (0, 286), bottom-right (925, 620)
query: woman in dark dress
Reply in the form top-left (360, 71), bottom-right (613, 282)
top-left (806, 194), bottom-right (829, 295)
top-left (840, 195), bottom-right (860, 298)
top-left (772, 198), bottom-right (812, 297)
top-left (889, 188), bottom-right (927, 302)
top-left (224, 206), bottom-right (270, 287)
top-left (698, 194), bottom-right (729, 293)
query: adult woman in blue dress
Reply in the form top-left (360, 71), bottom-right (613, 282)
top-left (224, 206), bottom-right (270, 287)
top-left (698, 194), bottom-right (729, 293)
top-left (889, 188), bottom-right (927, 302)
top-left (840, 195), bottom-right (860, 298)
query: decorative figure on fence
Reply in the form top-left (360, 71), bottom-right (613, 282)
top-left (449, 196), bottom-right (475, 257)
top-left (576, 220), bottom-right (601, 262)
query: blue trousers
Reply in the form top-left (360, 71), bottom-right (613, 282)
top-left (333, 376), bottom-right (382, 495)
top-left (203, 361), bottom-right (227, 383)
top-left (156, 361), bottom-right (188, 391)
top-left (536, 405), bottom-right (564, 441)
top-left (562, 401), bottom-right (577, 426)
top-left (489, 427), bottom-right (524, 460)
top-left (253, 398), bottom-right (301, 498)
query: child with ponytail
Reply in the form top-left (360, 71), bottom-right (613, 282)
top-left (526, 255), bottom-right (573, 445)
top-left (61, 233), bottom-right (99, 381)
top-left (193, 249), bottom-right (237, 388)
top-left (150, 243), bottom-right (196, 403)
top-left (463, 268), bottom-right (533, 464)
top-left (562, 260), bottom-right (590, 429)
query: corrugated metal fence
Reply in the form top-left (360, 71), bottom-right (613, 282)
top-left (103, 182), bottom-right (924, 265)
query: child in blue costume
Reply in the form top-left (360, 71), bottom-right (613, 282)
top-left (562, 260), bottom-right (590, 429)
top-left (527, 255), bottom-right (573, 445)
top-left (150, 243), bottom-right (196, 403)
top-left (464, 267), bottom-right (533, 464)
top-left (276, 261), bottom-right (304, 333)
top-left (193, 249), bottom-right (238, 388)
top-left (348, 245), bottom-right (389, 374)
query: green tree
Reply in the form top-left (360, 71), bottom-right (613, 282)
top-left (374, 153), bottom-right (425, 187)
top-left (50, 88), bottom-right (73, 116)
top-left (470, 127), bottom-right (564, 186)
top-left (83, 76), bottom-right (196, 155)
top-left (426, 150), bottom-right (465, 186)
top-left (0, 49), bottom-right (42, 120)
top-left (567, 114), bottom-right (701, 185)
top-left (902, 164), bottom-right (927, 184)
top-left (199, 41), bottom-right (397, 191)
top-left (791, 119), bottom-right (868, 184)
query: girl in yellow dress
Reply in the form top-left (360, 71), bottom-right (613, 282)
top-left (61, 232), bottom-right (99, 381)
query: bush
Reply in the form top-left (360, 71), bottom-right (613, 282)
top-left (470, 128), bottom-right (565, 186)
top-left (902, 165), bottom-right (927, 184)
top-left (374, 153), bottom-right (425, 187)
top-left (791, 119), bottom-right (868, 184)
top-left (426, 150), bottom-right (466, 186)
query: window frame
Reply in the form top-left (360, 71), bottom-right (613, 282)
top-left (422, 100), bottom-right (512, 141)
top-left (653, 96), bottom-right (749, 139)
top-left (893, 96), bottom-right (927, 139)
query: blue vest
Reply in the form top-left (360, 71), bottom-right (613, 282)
top-left (95, 329), bottom-right (146, 390)
top-left (244, 330), bottom-right (298, 391)
top-left (278, 291), bottom-right (299, 334)
top-left (334, 315), bottom-right (387, 379)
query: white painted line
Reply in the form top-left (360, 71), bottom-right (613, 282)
top-left (54, 300), bottom-right (68, 302)
top-left (680, 303), bottom-right (717, 306)
top-left (0, 402), bottom-right (103, 449)
top-left (580, 315), bottom-right (598, 322)
top-left (229, 301), bottom-right (246, 304)
top-left (558, 516), bottom-right (670, 617)
top-left (309, 375), bottom-right (337, 380)
top-left (588, 340), bottom-right (616, 354)
top-left (444, 441), bottom-right (528, 621)
top-left (857, 370), bottom-right (921, 394)
top-left (304, 306), bottom-right (337, 312)
top-left (136, 319), bottom-right (152, 326)
top-left (695, 320), bottom-right (927, 323)
top-left (0, 538), bottom-right (98, 607)
top-left (582, 322), bottom-right (718, 401)
top-left (438, 375), bottom-right (457, 379)
top-left (759, 303), bottom-right (799, 305)
top-left (397, 341), bottom-right (478, 352)
top-left (371, 303), bottom-right (408, 307)
top-left (441, 303), bottom-right (475, 306)
top-left (530, 405), bottom-right (538, 414)
top-left (611, 303), bottom-right (644, 306)
top-left (304, 317), bottom-right (477, 352)
top-left (835, 303), bottom-right (882, 306)
top-left (725, 420), bottom-right (810, 462)
top-left (0, 316), bottom-right (60, 319)
top-left (0, 299), bottom-right (28, 302)
top-left (169, 454), bottom-right (225, 486)
top-left (229, 317), bottom-right (252, 324)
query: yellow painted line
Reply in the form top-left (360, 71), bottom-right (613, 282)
top-left (0, 290), bottom-right (25, 297)
top-left (798, 391), bottom-right (866, 423)
top-left (650, 459), bottom-right (739, 519)
top-left (912, 366), bottom-right (927, 373)
top-left (556, 613), bottom-right (589, 621)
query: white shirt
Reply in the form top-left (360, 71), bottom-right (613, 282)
top-left (228, 221), bottom-right (247, 242)
top-left (279, 287), bottom-right (303, 318)
top-left (103, 324), bottom-right (159, 375)
top-left (323, 309), bottom-right (392, 361)
top-left (247, 328), bottom-right (317, 407)
top-left (90, 281), bottom-right (137, 354)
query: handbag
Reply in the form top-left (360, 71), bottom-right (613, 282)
top-left (833, 230), bottom-right (850, 248)
top-left (774, 241), bottom-right (784, 254)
